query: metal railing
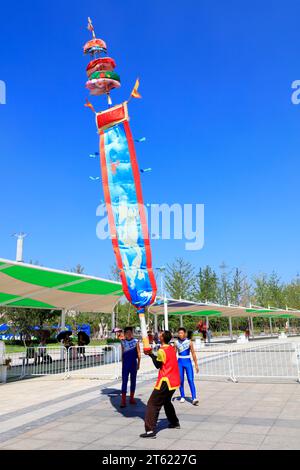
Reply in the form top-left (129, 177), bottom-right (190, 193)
top-left (195, 342), bottom-right (300, 382)
top-left (29, 347), bottom-right (68, 377)
top-left (3, 352), bottom-right (27, 381)
top-left (0, 345), bottom-right (121, 382)
top-left (2, 341), bottom-right (300, 384)
top-left (66, 345), bottom-right (120, 379)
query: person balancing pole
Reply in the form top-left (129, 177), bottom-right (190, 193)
top-left (120, 327), bottom-right (141, 408)
top-left (140, 331), bottom-right (181, 438)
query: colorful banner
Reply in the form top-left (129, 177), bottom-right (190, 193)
top-left (97, 103), bottom-right (157, 325)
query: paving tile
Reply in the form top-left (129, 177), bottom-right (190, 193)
top-left (181, 429), bottom-right (227, 442)
top-left (238, 417), bottom-right (275, 427)
top-left (221, 432), bottom-right (265, 446)
top-left (167, 440), bottom-right (215, 450)
top-left (89, 434), bottom-right (138, 447)
top-left (54, 422), bottom-right (94, 432)
top-left (0, 439), bottom-right (52, 450)
top-left (266, 426), bottom-right (300, 437)
top-left (273, 418), bottom-right (300, 429)
top-left (38, 441), bottom-right (85, 450)
top-left (81, 443), bottom-right (123, 450)
top-left (189, 421), bottom-right (234, 433)
top-left (213, 442), bottom-right (258, 450)
top-left (261, 435), bottom-right (300, 449)
top-left (132, 437), bottom-right (176, 449)
top-left (206, 415), bottom-right (240, 424)
top-left (85, 423), bottom-right (122, 434)
top-left (31, 429), bottom-right (99, 444)
top-left (230, 424), bottom-right (271, 435)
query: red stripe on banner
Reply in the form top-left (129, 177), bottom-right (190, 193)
top-left (99, 130), bottom-right (132, 303)
top-left (123, 120), bottom-right (157, 304)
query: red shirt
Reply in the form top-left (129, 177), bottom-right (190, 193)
top-left (154, 344), bottom-right (180, 391)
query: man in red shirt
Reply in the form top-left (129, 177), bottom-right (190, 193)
top-left (140, 331), bottom-right (181, 439)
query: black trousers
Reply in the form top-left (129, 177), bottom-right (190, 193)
top-left (144, 382), bottom-right (179, 432)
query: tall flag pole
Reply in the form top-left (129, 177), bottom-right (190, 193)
top-left (83, 18), bottom-right (157, 351)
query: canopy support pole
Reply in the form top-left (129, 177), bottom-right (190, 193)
top-left (60, 309), bottom-right (66, 360)
top-left (154, 313), bottom-right (158, 333)
top-left (250, 317), bottom-right (254, 338)
top-left (111, 309), bottom-right (115, 333)
top-left (60, 309), bottom-right (66, 331)
top-left (269, 317), bottom-right (273, 336)
top-left (180, 315), bottom-right (183, 328)
top-left (229, 316), bottom-right (233, 341)
top-left (164, 295), bottom-right (169, 331)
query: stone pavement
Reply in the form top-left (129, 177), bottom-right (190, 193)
top-left (1, 373), bottom-right (300, 450)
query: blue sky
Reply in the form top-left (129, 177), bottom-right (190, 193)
top-left (0, 0), bottom-right (299, 283)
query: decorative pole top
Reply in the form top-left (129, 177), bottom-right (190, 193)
top-left (84, 17), bottom-right (120, 106)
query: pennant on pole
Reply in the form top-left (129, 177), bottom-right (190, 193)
top-left (130, 78), bottom-right (142, 99)
top-left (84, 98), bottom-right (96, 113)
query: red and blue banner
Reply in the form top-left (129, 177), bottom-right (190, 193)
top-left (97, 102), bottom-right (157, 316)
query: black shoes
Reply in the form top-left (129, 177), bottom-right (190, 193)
top-left (168, 422), bottom-right (181, 429)
top-left (140, 431), bottom-right (157, 439)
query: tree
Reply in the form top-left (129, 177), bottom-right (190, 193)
top-left (109, 263), bottom-right (121, 282)
top-left (252, 273), bottom-right (269, 307)
top-left (165, 258), bottom-right (196, 300)
top-left (67, 311), bottom-right (110, 340)
top-left (218, 263), bottom-right (232, 305)
top-left (193, 266), bottom-right (219, 302)
top-left (283, 279), bottom-right (300, 309)
top-left (253, 272), bottom-right (285, 308)
top-left (4, 308), bottom-right (61, 344)
top-left (71, 264), bottom-right (85, 274)
top-left (230, 268), bottom-right (250, 305)
top-left (267, 272), bottom-right (285, 307)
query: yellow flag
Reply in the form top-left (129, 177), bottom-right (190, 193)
top-left (131, 78), bottom-right (142, 99)
top-left (84, 98), bottom-right (96, 113)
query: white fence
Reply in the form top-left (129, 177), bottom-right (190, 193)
top-left (2, 341), bottom-right (300, 384)
top-left (1, 345), bottom-right (121, 382)
top-left (66, 345), bottom-right (120, 379)
top-left (195, 342), bottom-right (300, 382)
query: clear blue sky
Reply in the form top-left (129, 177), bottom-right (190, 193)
top-left (0, 0), bottom-right (299, 282)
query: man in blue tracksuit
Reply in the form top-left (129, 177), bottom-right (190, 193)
top-left (175, 328), bottom-right (199, 406)
top-left (120, 326), bottom-right (141, 408)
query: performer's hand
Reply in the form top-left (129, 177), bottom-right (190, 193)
top-left (196, 366), bottom-right (199, 374)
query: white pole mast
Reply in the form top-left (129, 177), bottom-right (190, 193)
top-left (13, 232), bottom-right (27, 262)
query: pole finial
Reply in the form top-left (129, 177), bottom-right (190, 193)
top-left (87, 17), bottom-right (96, 38)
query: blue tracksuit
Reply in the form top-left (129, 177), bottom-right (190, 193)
top-left (176, 338), bottom-right (197, 400)
top-left (121, 338), bottom-right (138, 394)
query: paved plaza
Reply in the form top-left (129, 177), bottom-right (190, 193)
top-left (1, 372), bottom-right (300, 450)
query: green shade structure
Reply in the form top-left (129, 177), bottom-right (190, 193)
top-left (149, 298), bottom-right (300, 318)
top-left (0, 258), bottom-right (123, 313)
